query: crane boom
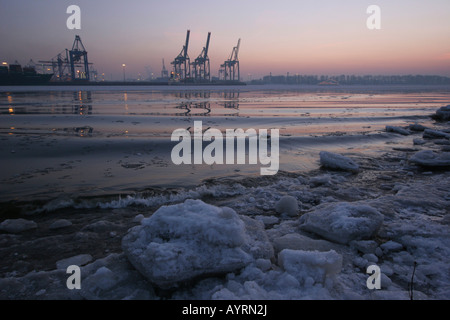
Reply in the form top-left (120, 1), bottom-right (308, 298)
top-left (234, 38), bottom-right (241, 60)
top-left (184, 30), bottom-right (190, 58)
top-left (204, 32), bottom-right (211, 59)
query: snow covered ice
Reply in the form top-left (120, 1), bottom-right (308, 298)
top-left (0, 219), bottom-right (37, 233)
top-left (299, 202), bottom-right (384, 244)
top-left (274, 195), bottom-right (299, 217)
top-left (121, 199), bottom-right (273, 289)
top-left (409, 150), bottom-right (450, 168)
top-left (319, 151), bottom-right (359, 173)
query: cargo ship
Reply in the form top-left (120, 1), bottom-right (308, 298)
top-left (0, 62), bottom-right (53, 85)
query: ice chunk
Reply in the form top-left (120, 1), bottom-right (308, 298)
top-left (409, 150), bottom-right (450, 168)
top-left (132, 214), bottom-right (145, 223)
top-left (122, 199), bottom-right (273, 289)
top-left (299, 202), bottom-right (383, 244)
top-left (413, 138), bottom-right (426, 146)
top-left (350, 240), bottom-right (379, 254)
top-left (408, 123), bottom-right (428, 132)
top-left (380, 240), bottom-right (403, 252)
top-left (0, 219), bottom-right (37, 233)
top-left (362, 253), bottom-right (378, 263)
top-left (79, 253), bottom-right (156, 300)
top-left (81, 220), bottom-right (119, 232)
top-left (254, 215), bottom-right (279, 227)
top-left (49, 219), bottom-right (72, 230)
top-left (423, 129), bottom-right (450, 140)
top-left (275, 195), bottom-right (299, 217)
top-left (432, 105), bottom-right (450, 121)
top-left (278, 249), bottom-right (343, 285)
top-left (319, 151), bottom-right (359, 173)
top-left (386, 126), bottom-right (410, 136)
top-left (272, 233), bottom-right (342, 254)
top-left (309, 174), bottom-right (331, 188)
top-left (56, 254), bottom-right (93, 270)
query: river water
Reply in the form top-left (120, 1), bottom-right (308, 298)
top-left (0, 84), bottom-right (449, 203)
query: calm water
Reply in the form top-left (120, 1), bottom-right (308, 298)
top-left (0, 84), bottom-right (449, 202)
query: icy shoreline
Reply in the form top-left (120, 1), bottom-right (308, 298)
top-left (0, 108), bottom-right (450, 300)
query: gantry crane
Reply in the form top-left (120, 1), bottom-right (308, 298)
top-left (161, 59), bottom-right (169, 79)
top-left (69, 35), bottom-right (90, 81)
top-left (39, 35), bottom-right (92, 82)
top-left (171, 30), bottom-right (191, 81)
top-left (191, 32), bottom-right (211, 82)
top-left (220, 38), bottom-right (240, 81)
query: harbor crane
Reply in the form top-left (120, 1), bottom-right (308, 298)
top-left (161, 59), bottom-right (169, 79)
top-left (220, 38), bottom-right (240, 82)
top-left (171, 30), bottom-right (191, 81)
top-left (39, 35), bottom-right (92, 82)
top-left (69, 35), bottom-right (90, 81)
top-left (191, 32), bottom-right (211, 82)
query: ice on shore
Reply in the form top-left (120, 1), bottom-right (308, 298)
top-left (1, 169), bottom-right (449, 299)
top-left (299, 202), bottom-right (383, 244)
top-left (278, 249), bottom-right (343, 286)
top-left (0, 253), bottom-right (156, 300)
top-left (0, 219), bottom-right (37, 233)
top-left (319, 151), bottom-right (359, 173)
top-left (408, 123), bottom-right (428, 132)
top-left (409, 150), bottom-right (450, 168)
top-left (56, 254), bottom-right (93, 270)
top-left (423, 129), bottom-right (450, 140)
top-left (208, 249), bottom-right (344, 300)
top-left (386, 126), bottom-right (411, 136)
top-left (274, 195), bottom-right (299, 217)
top-left (122, 199), bottom-right (273, 289)
top-left (433, 105), bottom-right (450, 121)
top-left (272, 233), bottom-right (344, 255)
top-left (49, 219), bottom-right (72, 230)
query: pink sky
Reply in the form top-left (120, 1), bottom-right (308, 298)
top-left (1, 0), bottom-right (450, 79)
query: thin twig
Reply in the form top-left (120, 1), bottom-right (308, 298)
top-left (409, 261), bottom-right (417, 300)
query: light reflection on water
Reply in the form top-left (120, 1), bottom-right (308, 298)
top-left (0, 87), bottom-right (447, 137)
top-left (0, 85), bottom-right (449, 201)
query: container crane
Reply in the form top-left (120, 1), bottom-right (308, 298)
top-left (69, 35), bottom-right (90, 81)
top-left (191, 32), bottom-right (211, 82)
top-left (171, 30), bottom-right (191, 81)
top-left (220, 38), bottom-right (240, 82)
top-left (38, 35), bottom-right (92, 82)
top-left (161, 59), bottom-right (169, 79)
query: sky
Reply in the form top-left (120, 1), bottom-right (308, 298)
top-left (1, 0), bottom-right (450, 80)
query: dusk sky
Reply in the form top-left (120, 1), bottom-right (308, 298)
top-left (1, 0), bottom-right (450, 80)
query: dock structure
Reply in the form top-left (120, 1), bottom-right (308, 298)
top-left (219, 38), bottom-right (241, 82)
top-left (35, 31), bottom-right (245, 85)
top-left (191, 32), bottom-right (211, 82)
top-left (170, 30), bottom-right (191, 82)
top-left (39, 35), bottom-right (93, 82)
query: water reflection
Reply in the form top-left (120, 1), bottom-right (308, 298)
top-left (72, 90), bottom-right (92, 115)
top-left (175, 101), bottom-right (211, 117)
top-left (173, 90), bottom-right (213, 117)
top-left (221, 90), bottom-right (240, 111)
top-left (0, 89), bottom-right (244, 116)
top-left (0, 90), bottom-right (93, 115)
top-left (73, 125), bottom-right (93, 137)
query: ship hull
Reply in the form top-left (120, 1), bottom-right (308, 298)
top-left (0, 74), bottom-right (53, 85)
